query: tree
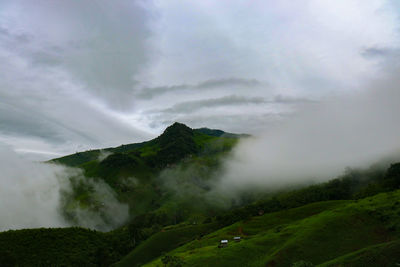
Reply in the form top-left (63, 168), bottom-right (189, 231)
top-left (291, 260), bottom-right (315, 267)
top-left (161, 255), bottom-right (184, 267)
top-left (0, 250), bottom-right (16, 267)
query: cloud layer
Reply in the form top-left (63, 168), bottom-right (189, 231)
top-left (217, 68), bottom-right (400, 192)
top-left (0, 0), bottom-right (399, 158)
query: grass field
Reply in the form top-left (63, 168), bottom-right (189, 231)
top-left (115, 222), bottom-right (220, 267)
top-left (134, 190), bottom-right (400, 267)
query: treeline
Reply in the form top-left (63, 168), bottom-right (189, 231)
top-left (215, 163), bottom-right (400, 226)
top-left (0, 227), bottom-right (135, 267)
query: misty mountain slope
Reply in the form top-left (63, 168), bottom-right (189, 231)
top-left (54, 123), bottom-right (243, 227)
top-left (6, 123), bottom-right (399, 267)
top-left (1, 154), bottom-right (399, 266)
top-left (141, 190), bottom-right (400, 267)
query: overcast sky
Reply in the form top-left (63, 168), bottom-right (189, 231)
top-left (1, 0), bottom-right (400, 160)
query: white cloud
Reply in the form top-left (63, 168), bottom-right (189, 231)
top-left (216, 69), bottom-right (400, 192)
top-left (0, 0), bottom-right (400, 157)
top-left (140, 0), bottom-right (399, 93)
top-left (0, 144), bottom-right (129, 231)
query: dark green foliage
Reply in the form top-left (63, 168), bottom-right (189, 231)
top-left (101, 153), bottom-right (138, 168)
top-left (153, 122), bottom-right (198, 167)
top-left (383, 163), bottom-right (400, 189)
top-left (194, 128), bottom-right (226, 137)
top-left (0, 250), bottom-right (16, 267)
top-left (319, 239), bottom-right (400, 266)
top-left (51, 149), bottom-right (101, 167)
top-left (291, 260), bottom-right (315, 267)
top-left (0, 227), bottom-right (132, 266)
top-left (194, 127), bottom-right (250, 138)
top-left (106, 141), bottom-right (150, 154)
top-left (161, 255), bottom-right (184, 267)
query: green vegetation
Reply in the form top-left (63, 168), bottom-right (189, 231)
top-left (143, 191), bottom-right (400, 267)
top-left (55, 123), bottom-right (242, 224)
top-left (319, 239), bottom-right (400, 267)
top-left (2, 123), bottom-right (400, 266)
top-left (116, 222), bottom-right (219, 267)
top-left (0, 227), bottom-right (131, 266)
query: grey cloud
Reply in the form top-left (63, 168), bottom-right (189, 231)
top-left (0, 25), bottom-right (30, 42)
top-left (143, 94), bottom-right (315, 133)
top-left (362, 47), bottom-right (396, 58)
top-left (150, 94), bottom-right (313, 115)
top-left (0, 0), bottom-right (399, 161)
top-left (273, 95), bottom-right (316, 104)
top-left (0, 26), bottom-right (10, 37)
top-left (156, 95), bottom-right (267, 114)
top-left (216, 68), bottom-right (400, 193)
top-left (0, 0), bottom-right (153, 109)
top-left (158, 113), bottom-right (283, 135)
top-left (135, 78), bottom-right (264, 99)
top-left (0, 103), bottom-right (63, 143)
top-left (0, 43), bottom-right (150, 158)
top-left (199, 78), bottom-right (262, 88)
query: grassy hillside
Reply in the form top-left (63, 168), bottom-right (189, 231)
top-left (140, 190), bottom-right (400, 267)
top-left (3, 123), bottom-right (400, 266)
top-left (319, 239), bottom-right (400, 267)
top-left (116, 222), bottom-right (220, 267)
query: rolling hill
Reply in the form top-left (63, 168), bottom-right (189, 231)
top-left (133, 190), bottom-right (400, 266)
top-left (1, 122), bottom-right (399, 266)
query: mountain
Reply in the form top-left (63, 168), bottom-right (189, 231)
top-left (51, 122), bottom-right (242, 168)
top-left (51, 122), bottom-right (244, 230)
top-left (1, 123), bottom-right (400, 266)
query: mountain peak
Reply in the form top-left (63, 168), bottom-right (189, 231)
top-left (158, 122), bottom-right (193, 142)
top-left (164, 122), bottom-right (192, 132)
top-left (153, 122), bottom-right (197, 166)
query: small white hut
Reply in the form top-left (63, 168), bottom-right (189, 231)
top-left (219, 239), bottom-right (228, 248)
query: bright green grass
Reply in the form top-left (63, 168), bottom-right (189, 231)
top-left (144, 191), bottom-right (400, 267)
top-left (138, 143), bottom-right (160, 157)
top-left (115, 222), bottom-right (219, 267)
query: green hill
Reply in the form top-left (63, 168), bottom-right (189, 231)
top-left (51, 123), bottom-right (240, 168)
top-left (53, 123), bottom-right (242, 226)
top-left (140, 190), bottom-right (400, 267)
top-left (2, 123), bottom-right (400, 266)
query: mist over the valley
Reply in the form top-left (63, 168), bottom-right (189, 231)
top-left (0, 145), bottom-right (128, 231)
